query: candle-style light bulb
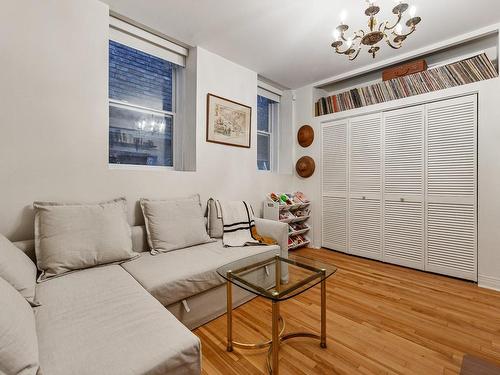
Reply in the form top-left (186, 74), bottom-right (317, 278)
top-left (409, 5), bottom-right (417, 17)
top-left (346, 38), bottom-right (353, 48)
top-left (333, 29), bottom-right (340, 40)
top-left (340, 10), bottom-right (347, 24)
top-left (395, 23), bottom-right (402, 34)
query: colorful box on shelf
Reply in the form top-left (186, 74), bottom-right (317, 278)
top-left (290, 215), bottom-right (310, 223)
top-left (288, 234), bottom-right (310, 250)
top-left (288, 222), bottom-right (311, 236)
top-left (268, 192), bottom-right (309, 207)
top-left (279, 211), bottom-right (295, 223)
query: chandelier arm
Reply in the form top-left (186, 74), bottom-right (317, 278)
top-left (348, 48), bottom-right (361, 61)
top-left (339, 32), bottom-right (351, 42)
top-left (384, 12), bottom-right (402, 31)
top-left (334, 46), bottom-right (353, 55)
top-left (334, 45), bottom-right (361, 59)
top-left (339, 27), bottom-right (349, 42)
top-left (334, 46), bottom-right (346, 54)
top-left (334, 38), bottom-right (360, 55)
top-left (393, 25), bottom-right (416, 38)
top-left (386, 39), bottom-right (402, 50)
top-left (340, 29), bottom-right (363, 42)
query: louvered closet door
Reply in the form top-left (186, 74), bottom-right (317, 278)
top-left (425, 95), bottom-right (477, 281)
top-left (322, 120), bottom-right (348, 252)
top-left (349, 113), bottom-right (382, 260)
top-left (383, 106), bottom-right (425, 270)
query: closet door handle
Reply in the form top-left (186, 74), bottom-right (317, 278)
top-left (362, 196), bottom-right (366, 200)
top-left (400, 197), bottom-right (405, 202)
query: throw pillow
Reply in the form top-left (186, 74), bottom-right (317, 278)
top-left (34, 197), bottom-right (137, 281)
top-left (0, 276), bottom-right (40, 375)
top-left (0, 234), bottom-right (38, 305)
top-left (140, 194), bottom-right (214, 254)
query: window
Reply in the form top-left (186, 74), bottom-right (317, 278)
top-left (257, 95), bottom-right (278, 171)
top-left (108, 40), bottom-right (179, 167)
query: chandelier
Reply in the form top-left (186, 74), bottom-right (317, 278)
top-left (331, 1), bottom-right (421, 61)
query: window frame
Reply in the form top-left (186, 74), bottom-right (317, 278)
top-left (107, 42), bottom-right (179, 170)
top-left (257, 95), bottom-right (280, 172)
top-left (108, 15), bottom-right (187, 171)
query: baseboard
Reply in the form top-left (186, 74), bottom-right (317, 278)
top-left (311, 240), bottom-right (321, 249)
top-left (478, 275), bottom-right (500, 292)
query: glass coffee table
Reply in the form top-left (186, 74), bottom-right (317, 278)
top-left (217, 253), bottom-right (337, 375)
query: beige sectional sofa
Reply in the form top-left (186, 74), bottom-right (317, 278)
top-left (5, 216), bottom-right (288, 375)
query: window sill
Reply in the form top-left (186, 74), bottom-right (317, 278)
top-left (108, 163), bottom-right (175, 172)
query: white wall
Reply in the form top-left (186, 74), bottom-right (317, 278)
top-left (476, 79), bottom-right (500, 291)
top-left (293, 78), bottom-right (500, 290)
top-left (293, 85), bottom-right (322, 249)
top-left (0, 0), bottom-right (293, 241)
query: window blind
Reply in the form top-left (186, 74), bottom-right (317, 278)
top-left (109, 16), bottom-right (188, 67)
top-left (257, 82), bottom-right (282, 103)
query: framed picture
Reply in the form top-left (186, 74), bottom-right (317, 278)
top-left (206, 93), bottom-right (252, 148)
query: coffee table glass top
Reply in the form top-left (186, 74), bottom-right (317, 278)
top-left (217, 254), bottom-right (337, 301)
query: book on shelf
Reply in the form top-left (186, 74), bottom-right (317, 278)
top-left (315, 53), bottom-right (498, 116)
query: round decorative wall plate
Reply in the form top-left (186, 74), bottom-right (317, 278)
top-left (297, 125), bottom-right (314, 147)
top-left (295, 156), bottom-right (316, 178)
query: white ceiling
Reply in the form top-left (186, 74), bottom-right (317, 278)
top-left (102, 0), bottom-right (500, 89)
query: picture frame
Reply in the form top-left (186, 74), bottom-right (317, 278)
top-left (206, 93), bottom-right (252, 148)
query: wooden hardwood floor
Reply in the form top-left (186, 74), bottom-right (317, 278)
top-left (193, 248), bottom-right (500, 374)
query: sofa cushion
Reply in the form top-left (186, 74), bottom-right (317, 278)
top-left (34, 197), bottom-right (138, 281)
top-left (0, 276), bottom-right (40, 375)
top-left (140, 194), bottom-right (213, 255)
top-left (121, 240), bottom-right (280, 306)
top-left (0, 234), bottom-right (38, 305)
top-left (35, 265), bottom-right (200, 375)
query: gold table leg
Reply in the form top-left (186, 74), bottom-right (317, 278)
top-left (226, 271), bottom-right (233, 352)
top-left (275, 254), bottom-right (281, 292)
top-left (272, 254), bottom-right (281, 374)
top-left (320, 270), bottom-right (327, 348)
top-left (228, 262), bottom-right (329, 375)
top-left (271, 300), bottom-right (280, 375)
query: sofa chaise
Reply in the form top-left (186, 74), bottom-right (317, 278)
top-left (2, 196), bottom-right (288, 375)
